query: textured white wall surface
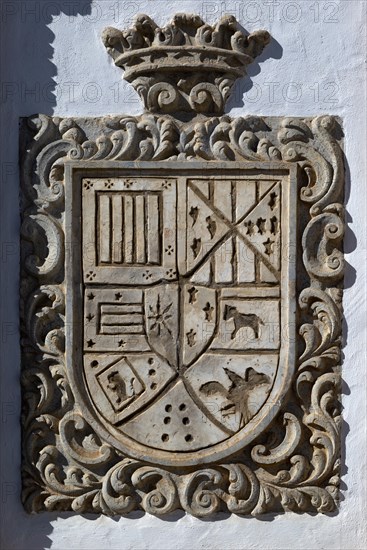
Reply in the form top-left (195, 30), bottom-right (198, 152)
top-left (0, 1), bottom-right (366, 549)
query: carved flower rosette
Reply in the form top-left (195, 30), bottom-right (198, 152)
top-left (20, 110), bottom-right (344, 517)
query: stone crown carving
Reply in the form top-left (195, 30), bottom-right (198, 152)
top-left (102, 13), bottom-right (270, 115)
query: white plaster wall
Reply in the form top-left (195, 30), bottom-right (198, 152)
top-left (0, 1), bottom-right (366, 548)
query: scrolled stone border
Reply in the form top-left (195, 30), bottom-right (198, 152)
top-left (20, 113), bottom-right (344, 516)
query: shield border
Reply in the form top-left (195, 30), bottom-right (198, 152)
top-left (65, 160), bottom-right (297, 466)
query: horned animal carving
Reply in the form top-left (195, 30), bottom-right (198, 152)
top-left (223, 305), bottom-right (264, 339)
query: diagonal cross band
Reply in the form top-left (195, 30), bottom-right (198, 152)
top-left (188, 180), bottom-right (281, 281)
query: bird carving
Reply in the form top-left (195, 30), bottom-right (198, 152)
top-left (200, 367), bottom-right (270, 427)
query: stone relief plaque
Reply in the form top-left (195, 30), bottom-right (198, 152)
top-left (20, 14), bottom-right (344, 517)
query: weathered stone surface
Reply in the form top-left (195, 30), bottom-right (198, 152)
top-left (20, 13), bottom-right (344, 517)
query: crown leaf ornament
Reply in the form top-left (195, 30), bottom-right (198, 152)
top-left (102, 13), bottom-right (270, 115)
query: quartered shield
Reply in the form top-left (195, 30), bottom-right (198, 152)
top-left (77, 167), bottom-right (296, 463)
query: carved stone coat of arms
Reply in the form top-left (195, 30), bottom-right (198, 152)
top-left (20, 14), bottom-right (345, 516)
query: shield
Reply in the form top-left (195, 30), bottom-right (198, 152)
top-left (80, 171), bottom-right (296, 456)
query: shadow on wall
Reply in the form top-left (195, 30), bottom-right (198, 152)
top-left (1, 0), bottom-right (94, 116)
top-left (225, 26), bottom-right (283, 112)
top-left (0, 3), bottom-right (91, 549)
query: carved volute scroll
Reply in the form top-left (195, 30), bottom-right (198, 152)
top-left (20, 13), bottom-right (344, 517)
